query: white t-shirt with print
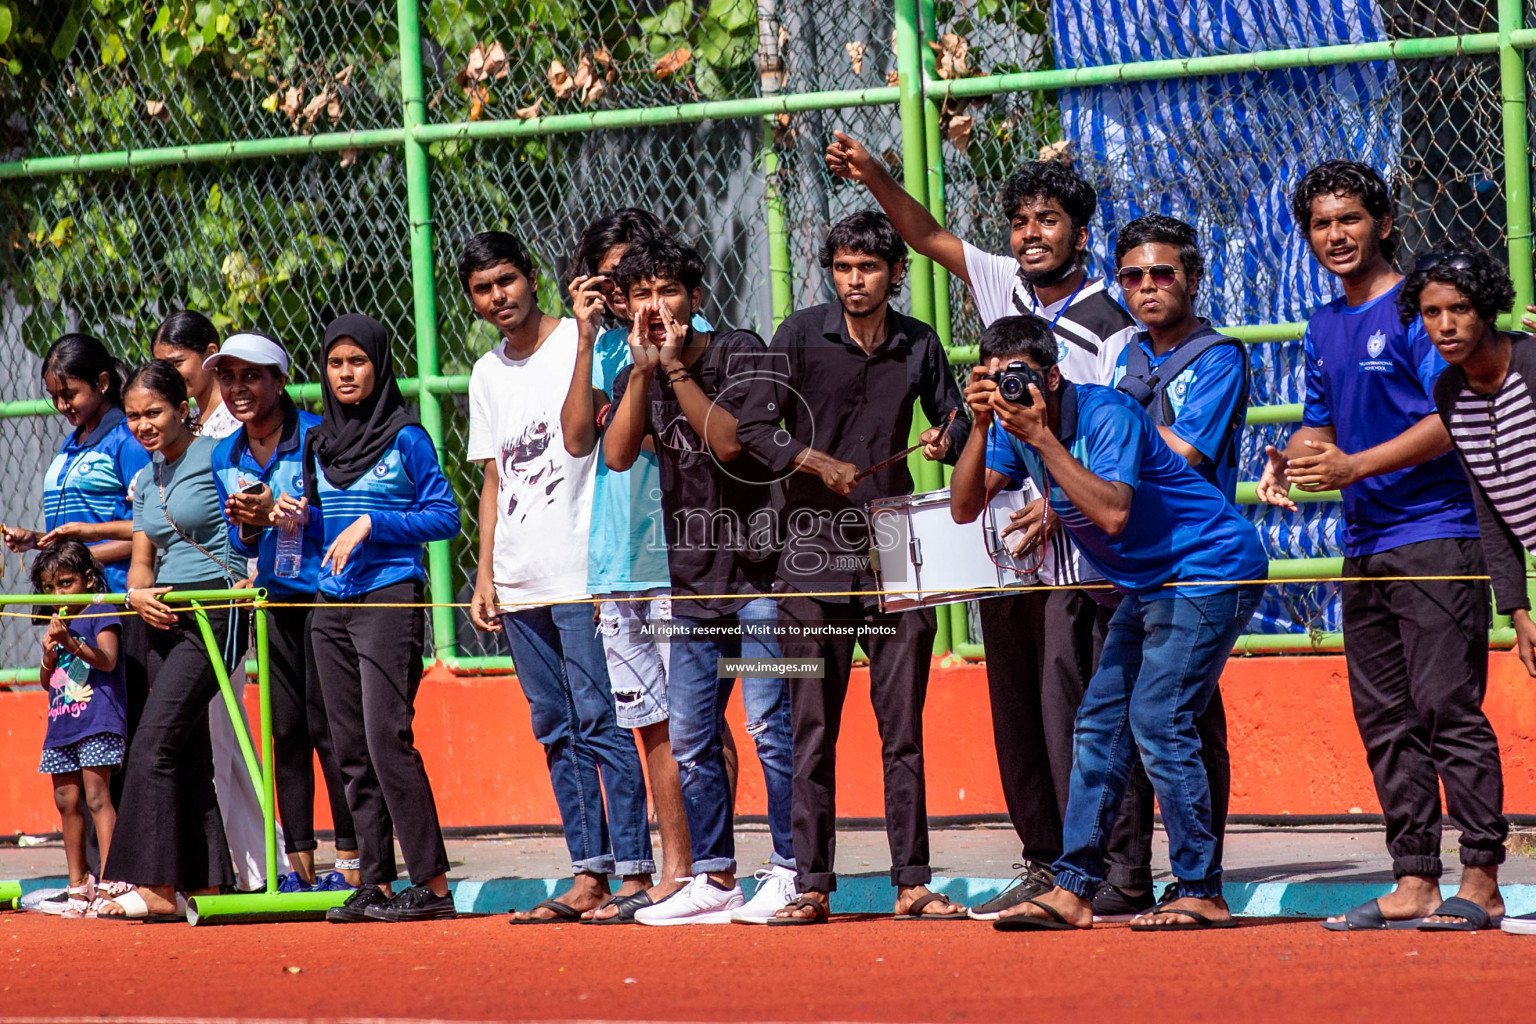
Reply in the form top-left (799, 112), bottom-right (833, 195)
top-left (197, 399), bottom-right (242, 440)
top-left (467, 318), bottom-right (597, 607)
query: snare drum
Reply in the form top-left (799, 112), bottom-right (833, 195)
top-left (866, 487), bottom-right (1041, 611)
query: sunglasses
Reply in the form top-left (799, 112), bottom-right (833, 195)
top-left (1413, 251), bottom-right (1476, 273)
top-left (1115, 264), bottom-right (1180, 289)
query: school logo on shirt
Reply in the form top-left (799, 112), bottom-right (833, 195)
top-left (1360, 330), bottom-right (1394, 373)
top-left (1366, 331), bottom-right (1386, 358)
top-left (373, 462), bottom-right (389, 478)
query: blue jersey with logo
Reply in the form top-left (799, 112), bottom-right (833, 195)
top-left (212, 408), bottom-right (324, 598)
top-left (42, 408), bottom-right (151, 592)
top-left (1112, 335), bottom-right (1247, 503)
top-left (989, 383), bottom-right (1267, 597)
top-left (1301, 282), bottom-right (1477, 557)
top-left (308, 425), bottom-right (461, 599)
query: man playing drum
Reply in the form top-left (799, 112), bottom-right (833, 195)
top-left (734, 210), bottom-right (969, 924)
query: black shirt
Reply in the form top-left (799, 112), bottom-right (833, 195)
top-left (608, 328), bottom-right (777, 618)
top-left (735, 302), bottom-right (970, 593)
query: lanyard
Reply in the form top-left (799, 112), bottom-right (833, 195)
top-left (1028, 275), bottom-right (1088, 333)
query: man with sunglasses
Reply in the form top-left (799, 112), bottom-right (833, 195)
top-left (827, 133), bottom-right (1136, 921)
top-left (1099, 214), bottom-right (1250, 919)
top-left (1257, 162), bottom-right (1499, 931)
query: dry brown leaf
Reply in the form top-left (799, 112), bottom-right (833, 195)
top-left (885, 69), bottom-right (900, 87)
top-left (335, 64), bottom-right (354, 88)
top-left (945, 113), bottom-right (974, 152)
top-left (466, 83), bottom-right (488, 121)
top-left (844, 41), bottom-right (866, 75)
top-left (514, 98), bottom-right (543, 120)
top-left (280, 86), bottom-right (303, 124)
top-left (593, 47), bottom-right (613, 69)
top-left (880, 147), bottom-right (902, 170)
top-left (144, 98), bottom-right (169, 123)
top-left (483, 41), bottom-right (508, 80)
top-left (300, 87), bottom-right (330, 129)
top-left (930, 32), bottom-right (971, 80)
top-left (581, 78), bottom-right (606, 107)
top-left (1037, 139), bottom-right (1073, 166)
top-left (654, 47), bottom-right (691, 79)
top-left (776, 112), bottom-right (790, 127)
top-left (339, 147), bottom-right (358, 167)
top-left (573, 53), bottom-right (593, 91)
top-left (548, 59), bottom-right (577, 99)
top-left (326, 94), bottom-right (342, 123)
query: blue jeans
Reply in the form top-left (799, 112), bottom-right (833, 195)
top-left (737, 597), bottom-right (795, 870)
top-left (1054, 585), bottom-right (1263, 901)
top-left (669, 596), bottom-right (789, 875)
top-left (502, 604), bottom-right (653, 876)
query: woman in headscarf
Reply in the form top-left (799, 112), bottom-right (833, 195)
top-left (276, 314), bottom-right (460, 923)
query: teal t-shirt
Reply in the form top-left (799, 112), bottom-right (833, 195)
top-left (132, 434), bottom-right (238, 586)
top-left (587, 315), bottom-right (711, 593)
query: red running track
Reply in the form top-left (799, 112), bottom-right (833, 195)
top-left (3, 912), bottom-right (1535, 1023)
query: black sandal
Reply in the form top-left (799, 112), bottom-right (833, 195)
top-left (767, 896), bottom-right (829, 926)
top-left (508, 898), bottom-right (585, 925)
top-left (993, 898), bottom-right (1087, 931)
top-left (584, 889), bottom-right (655, 925)
top-left (895, 892), bottom-right (969, 921)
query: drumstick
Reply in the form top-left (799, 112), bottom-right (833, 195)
top-left (852, 409), bottom-right (959, 484)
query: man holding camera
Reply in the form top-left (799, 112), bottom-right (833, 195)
top-left (827, 134), bottom-right (1137, 920)
top-left (951, 314), bottom-right (1266, 931)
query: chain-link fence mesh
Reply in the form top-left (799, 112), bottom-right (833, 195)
top-left (0, 0), bottom-right (1529, 668)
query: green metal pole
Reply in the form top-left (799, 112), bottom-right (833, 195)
top-left (397, 0), bottom-right (457, 658)
top-left (256, 606), bottom-right (277, 895)
top-left (758, 0), bottom-right (793, 328)
top-left (190, 604), bottom-right (265, 809)
top-left (1500, 0), bottom-right (1534, 313)
top-left (894, 0), bottom-right (934, 324)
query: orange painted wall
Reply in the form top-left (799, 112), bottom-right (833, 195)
top-left (4, 649), bottom-right (1535, 835)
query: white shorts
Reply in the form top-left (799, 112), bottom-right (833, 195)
top-left (597, 591), bottom-right (671, 730)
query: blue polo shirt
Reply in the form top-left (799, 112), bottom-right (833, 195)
top-left (1301, 283), bottom-right (1477, 557)
top-left (988, 383), bottom-right (1267, 597)
top-left (43, 407), bottom-right (151, 591)
top-left (1112, 335), bottom-right (1247, 503)
top-left (211, 407), bottom-right (323, 598)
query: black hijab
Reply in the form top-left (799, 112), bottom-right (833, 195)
top-left (304, 314), bottom-right (418, 498)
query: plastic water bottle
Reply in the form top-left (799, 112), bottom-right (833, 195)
top-left (274, 519), bottom-right (303, 579)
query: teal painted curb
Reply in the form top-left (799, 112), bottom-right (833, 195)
top-left (13, 875), bottom-right (1536, 919)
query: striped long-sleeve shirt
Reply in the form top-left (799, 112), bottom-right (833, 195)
top-left (1434, 333), bottom-right (1536, 613)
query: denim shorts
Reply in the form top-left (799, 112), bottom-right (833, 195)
top-left (39, 731), bottom-right (125, 774)
top-left (597, 591), bottom-right (671, 730)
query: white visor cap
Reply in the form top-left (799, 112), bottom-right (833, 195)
top-left (203, 333), bottom-right (290, 374)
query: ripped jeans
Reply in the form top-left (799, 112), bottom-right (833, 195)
top-left (597, 592), bottom-right (672, 729)
top-left (668, 596), bottom-right (793, 875)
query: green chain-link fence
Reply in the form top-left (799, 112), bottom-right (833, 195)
top-left (0, 0), bottom-right (1531, 672)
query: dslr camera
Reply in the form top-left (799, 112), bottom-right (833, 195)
top-left (987, 361), bottom-right (1045, 406)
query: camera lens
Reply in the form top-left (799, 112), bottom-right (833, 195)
top-left (999, 375), bottom-right (1026, 402)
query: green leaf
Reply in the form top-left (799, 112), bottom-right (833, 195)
top-left (99, 31), bottom-right (127, 65)
top-left (638, 0), bottom-right (688, 37)
top-left (706, 0), bottom-right (755, 32)
top-left (51, 2), bottom-right (83, 60)
top-left (0, 4), bottom-right (13, 48)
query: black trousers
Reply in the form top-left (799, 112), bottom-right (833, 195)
top-left (978, 590), bottom-right (1137, 868)
top-left (104, 588), bottom-right (243, 890)
top-left (779, 593), bottom-right (937, 893)
top-left (266, 603), bottom-right (356, 854)
top-left (1341, 537), bottom-right (1507, 878)
top-left (312, 581), bottom-right (449, 886)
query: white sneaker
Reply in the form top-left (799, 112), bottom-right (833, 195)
top-left (732, 866), bottom-right (799, 924)
top-left (634, 874), bottom-right (744, 926)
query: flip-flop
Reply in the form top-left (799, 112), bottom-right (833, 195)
top-left (895, 892), bottom-right (969, 921)
top-left (1129, 907), bottom-right (1238, 931)
top-left (98, 888), bottom-right (187, 923)
top-left (993, 898), bottom-right (1084, 932)
top-left (1417, 896), bottom-right (1503, 932)
top-left (508, 898), bottom-right (585, 925)
top-left (766, 896), bottom-right (829, 926)
top-left (584, 889), bottom-right (654, 925)
top-left (1319, 898), bottom-right (1425, 931)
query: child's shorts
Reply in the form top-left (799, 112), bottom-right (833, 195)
top-left (39, 732), bottom-right (126, 774)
